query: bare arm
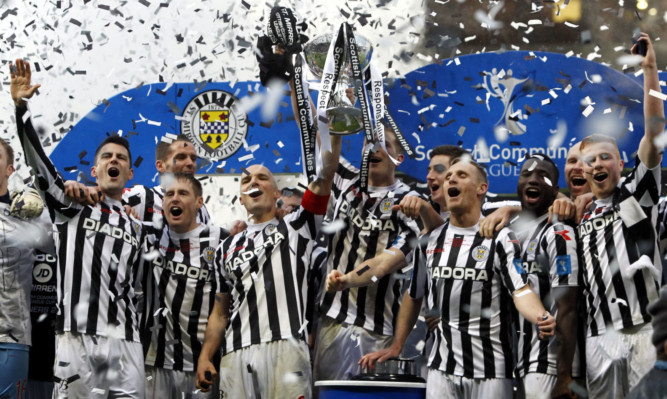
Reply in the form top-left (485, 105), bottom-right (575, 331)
top-left (393, 196), bottom-right (444, 233)
top-left (326, 248), bottom-right (406, 291)
top-left (512, 285), bottom-right (555, 339)
top-left (551, 287), bottom-right (578, 398)
top-left (196, 293), bottom-right (230, 392)
top-left (358, 292), bottom-right (423, 370)
top-left (636, 34), bottom-right (664, 169)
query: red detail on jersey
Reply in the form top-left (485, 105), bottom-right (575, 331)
top-left (553, 230), bottom-right (572, 241)
top-left (452, 237), bottom-right (464, 247)
top-left (508, 240), bottom-right (519, 244)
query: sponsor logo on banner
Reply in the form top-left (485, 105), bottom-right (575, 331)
top-left (181, 90), bottom-right (247, 160)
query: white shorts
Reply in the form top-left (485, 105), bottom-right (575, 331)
top-left (313, 317), bottom-right (393, 381)
top-left (425, 368), bottom-right (513, 399)
top-left (52, 332), bottom-right (144, 399)
top-left (520, 373), bottom-right (556, 399)
top-left (586, 325), bottom-right (655, 399)
top-left (218, 339), bottom-right (311, 399)
top-left (145, 366), bottom-right (212, 399)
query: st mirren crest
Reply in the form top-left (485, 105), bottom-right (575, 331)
top-left (527, 239), bottom-right (538, 255)
top-left (203, 247), bottom-right (216, 263)
top-left (264, 224), bottom-right (278, 236)
top-left (471, 245), bottom-right (490, 262)
top-left (181, 90), bottom-right (247, 160)
top-left (380, 198), bottom-right (393, 214)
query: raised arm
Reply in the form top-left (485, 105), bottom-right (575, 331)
top-left (11, 59), bottom-right (79, 216)
top-left (636, 33), bottom-right (664, 169)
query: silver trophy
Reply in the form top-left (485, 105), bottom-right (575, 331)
top-left (303, 33), bottom-right (374, 135)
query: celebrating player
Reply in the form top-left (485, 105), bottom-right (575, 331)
top-left (361, 158), bottom-right (555, 399)
top-left (12, 58), bottom-right (145, 398)
top-left (511, 154), bottom-right (579, 398)
top-left (576, 33), bottom-right (664, 398)
top-left (195, 135), bottom-right (340, 396)
top-left (141, 173), bottom-right (228, 398)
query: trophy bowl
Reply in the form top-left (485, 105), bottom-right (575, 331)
top-left (303, 33), bottom-right (374, 135)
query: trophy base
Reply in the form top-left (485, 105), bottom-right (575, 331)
top-left (328, 107), bottom-right (364, 136)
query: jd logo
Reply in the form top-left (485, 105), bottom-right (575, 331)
top-left (33, 263), bottom-right (53, 283)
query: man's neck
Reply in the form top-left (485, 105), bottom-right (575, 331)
top-left (449, 209), bottom-right (481, 228)
top-left (250, 210), bottom-right (276, 224)
top-left (368, 174), bottom-right (395, 188)
top-left (171, 223), bottom-right (201, 235)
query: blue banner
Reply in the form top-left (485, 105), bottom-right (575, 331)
top-left (50, 51), bottom-right (658, 193)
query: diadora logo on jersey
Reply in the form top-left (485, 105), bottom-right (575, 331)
top-left (553, 229), bottom-right (572, 241)
top-left (514, 259), bottom-right (547, 274)
top-left (431, 266), bottom-right (489, 281)
top-left (339, 200), bottom-right (396, 231)
top-left (225, 232), bottom-right (286, 272)
top-left (578, 211), bottom-right (619, 237)
top-left (153, 257), bottom-right (213, 281)
top-left (202, 247), bottom-right (215, 263)
top-left (83, 217), bottom-right (140, 249)
top-left (471, 245), bottom-right (489, 262)
top-left (380, 198), bottom-right (393, 214)
top-left (180, 90), bottom-right (247, 160)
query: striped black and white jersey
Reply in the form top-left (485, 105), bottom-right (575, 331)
top-left (214, 194), bottom-right (323, 355)
top-left (578, 160), bottom-right (662, 337)
top-left (320, 159), bottom-right (421, 336)
top-left (409, 222), bottom-right (526, 379)
top-left (16, 106), bottom-right (144, 342)
top-left (512, 214), bottom-right (579, 377)
top-left (141, 224), bottom-right (228, 372)
top-left (124, 184), bottom-right (211, 226)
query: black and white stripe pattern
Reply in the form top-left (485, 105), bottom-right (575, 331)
top-left (16, 106), bottom-right (143, 342)
top-left (577, 160), bottom-right (662, 337)
top-left (124, 184), bottom-right (211, 226)
top-left (320, 160), bottom-right (421, 336)
top-left (512, 214), bottom-right (579, 377)
top-left (214, 206), bottom-right (321, 354)
top-left (142, 224), bottom-right (227, 371)
top-left (409, 222), bottom-right (525, 379)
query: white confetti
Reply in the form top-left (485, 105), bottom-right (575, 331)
top-left (322, 219), bottom-right (346, 234)
top-left (582, 105), bottom-right (595, 117)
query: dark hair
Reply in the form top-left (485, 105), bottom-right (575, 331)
top-left (0, 138), bottom-right (14, 166)
top-left (450, 156), bottom-right (488, 184)
top-left (94, 136), bottom-right (132, 164)
top-left (524, 153), bottom-right (559, 183)
top-left (156, 135), bottom-right (192, 162)
top-left (431, 145), bottom-right (468, 161)
top-left (171, 172), bottom-right (203, 197)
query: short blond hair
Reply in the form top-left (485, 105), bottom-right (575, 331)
top-left (580, 134), bottom-right (620, 158)
top-left (450, 157), bottom-right (488, 184)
